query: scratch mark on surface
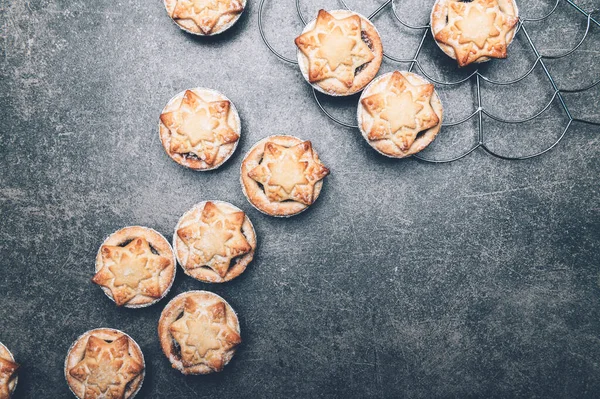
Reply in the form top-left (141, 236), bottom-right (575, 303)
top-left (460, 180), bottom-right (574, 199)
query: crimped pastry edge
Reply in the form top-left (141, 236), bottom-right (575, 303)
top-left (64, 328), bottom-right (145, 399)
top-left (356, 71), bottom-right (444, 158)
top-left (157, 290), bottom-right (241, 375)
top-left (94, 226), bottom-right (177, 308)
top-left (0, 342), bottom-right (18, 397)
top-left (158, 87), bottom-right (241, 171)
top-left (296, 9), bottom-right (384, 96)
top-left (429, 0), bottom-right (519, 65)
top-left (172, 200), bottom-right (257, 283)
top-left (163, 0), bottom-right (247, 36)
top-left (240, 135), bottom-right (326, 217)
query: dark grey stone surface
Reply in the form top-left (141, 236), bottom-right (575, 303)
top-left (1, 0), bottom-right (599, 397)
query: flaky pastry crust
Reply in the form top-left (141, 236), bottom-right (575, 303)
top-left (357, 71), bottom-right (444, 158)
top-left (64, 329), bottom-right (145, 399)
top-left (159, 88), bottom-right (241, 171)
top-left (164, 0), bottom-right (246, 35)
top-left (93, 226), bottom-right (176, 308)
top-left (158, 291), bottom-right (241, 375)
top-left (240, 135), bottom-right (329, 217)
top-left (295, 10), bottom-right (383, 96)
top-left (0, 343), bottom-right (18, 399)
top-left (173, 201), bottom-right (256, 283)
top-left (431, 0), bottom-right (519, 67)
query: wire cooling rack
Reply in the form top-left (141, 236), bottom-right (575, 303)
top-left (258, 0), bottom-right (600, 163)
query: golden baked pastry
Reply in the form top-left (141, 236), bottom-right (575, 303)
top-left (93, 226), bottom-right (176, 308)
top-left (431, 0), bottom-right (519, 67)
top-left (164, 0), bottom-right (245, 35)
top-left (159, 88), bottom-right (241, 170)
top-left (295, 10), bottom-right (383, 96)
top-left (158, 291), bottom-right (241, 374)
top-left (65, 329), bottom-right (145, 399)
top-left (241, 135), bottom-right (330, 217)
top-left (173, 201), bottom-right (256, 283)
top-left (358, 71), bottom-right (443, 158)
top-left (0, 343), bottom-right (18, 399)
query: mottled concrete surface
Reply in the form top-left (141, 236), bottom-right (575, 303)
top-left (1, 0), bottom-right (599, 397)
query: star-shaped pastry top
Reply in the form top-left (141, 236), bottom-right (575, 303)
top-left (169, 296), bottom-right (241, 372)
top-left (0, 357), bottom-right (18, 399)
top-left (160, 90), bottom-right (239, 165)
top-left (69, 335), bottom-right (144, 399)
top-left (172, 0), bottom-right (244, 34)
top-left (295, 10), bottom-right (375, 87)
top-left (361, 71), bottom-right (440, 152)
top-left (434, 0), bottom-right (518, 67)
top-left (248, 141), bottom-right (329, 206)
top-left (92, 237), bottom-right (171, 306)
top-left (177, 202), bottom-right (252, 277)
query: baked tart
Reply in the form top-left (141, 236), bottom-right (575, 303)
top-left (159, 88), bottom-right (241, 171)
top-left (240, 135), bottom-right (330, 217)
top-left (431, 0), bottom-right (519, 67)
top-left (358, 71), bottom-right (443, 158)
top-left (65, 329), bottom-right (145, 399)
top-left (173, 201), bottom-right (256, 283)
top-left (0, 343), bottom-right (18, 399)
top-left (295, 9), bottom-right (383, 96)
top-left (164, 0), bottom-right (246, 35)
top-left (158, 291), bottom-right (241, 375)
top-left (93, 226), bottom-right (176, 308)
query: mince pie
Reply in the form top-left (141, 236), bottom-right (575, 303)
top-left (164, 0), bottom-right (246, 35)
top-left (159, 88), bottom-right (241, 170)
top-left (93, 226), bottom-right (176, 308)
top-left (358, 71), bottom-right (443, 158)
top-left (65, 329), bottom-right (145, 399)
top-left (0, 343), bottom-right (18, 399)
top-left (158, 291), bottom-right (241, 374)
top-left (241, 135), bottom-right (330, 217)
top-left (173, 201), bottom-right (256, 283)
top-left (431, 0), bottom-right (519, 67)
top-left (295, 9), bottom-right (383, 96)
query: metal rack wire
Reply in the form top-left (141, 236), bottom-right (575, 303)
top-left (258, 0), bottom-right (600, 162)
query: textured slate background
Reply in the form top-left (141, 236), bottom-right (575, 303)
top-left (1, 0), bottom-right (599, 397)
